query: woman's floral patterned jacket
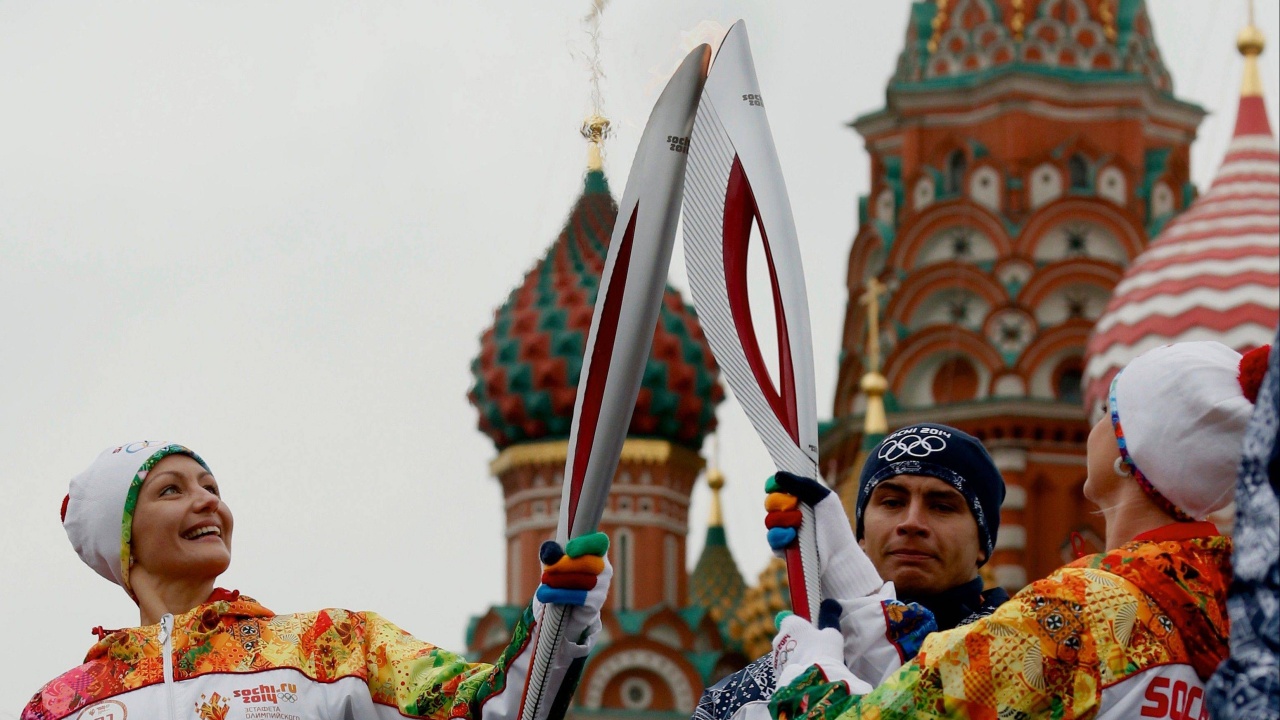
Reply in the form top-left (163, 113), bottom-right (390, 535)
top-left (770, 523), bottom-right (1230, 720)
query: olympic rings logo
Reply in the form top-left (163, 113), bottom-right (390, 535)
top-left (877, 434), bottom-right (947, 461)
top-left (112, 440), bottom-right (166, 455)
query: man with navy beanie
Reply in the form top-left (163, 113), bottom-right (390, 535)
top-left (852, 423), bottom-right (1007, 629)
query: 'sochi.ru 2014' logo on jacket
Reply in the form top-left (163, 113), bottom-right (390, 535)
top-left (231, 683), bottom-right (302, 720)
top-left (877, 427), bottom-right (950, 461)
top-left (234, 683), bottom-right (298, 705)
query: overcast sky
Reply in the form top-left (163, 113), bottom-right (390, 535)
top-left (1, 1), bottom-right (1276, 712)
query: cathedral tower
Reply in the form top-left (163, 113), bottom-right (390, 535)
top-left (823, 0), bottom-right (1205, 589)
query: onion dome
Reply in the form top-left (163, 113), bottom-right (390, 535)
top-left (469, 122), bottom-right (724, 451)
top-left (1083, 18), bottom-right (1280, 416)
top-left (893, 0), bottom-right (1172, 91)
top-left (689, 459), bottom-right (746, 635)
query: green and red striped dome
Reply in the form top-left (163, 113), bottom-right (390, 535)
top-left (469, 169), bottom-right (724, 451)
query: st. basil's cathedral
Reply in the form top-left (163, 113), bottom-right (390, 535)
top-left (465, 2), bottom-right (1279, 718)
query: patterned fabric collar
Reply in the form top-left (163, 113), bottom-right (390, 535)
top-left (85, 592), bottom-right (273, 662)
top-left (1071, 534), bottom-right (1232, 679)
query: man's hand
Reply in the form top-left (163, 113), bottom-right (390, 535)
top-left (764, 472), bottom-right (883, 601)
top-left (770, 600), bottom-right (871, 692)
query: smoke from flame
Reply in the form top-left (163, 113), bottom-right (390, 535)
top-left (644, 20), bottom-right (729, 99)
top-left (583, 0), bottom-right (610, 119)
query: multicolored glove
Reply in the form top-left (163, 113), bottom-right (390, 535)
top-left (764, 471), bottom-right (882, 601)
top-left (536, 532), bottom-right (611, 609)
top-left (770, 599), bottom-right (871, 693)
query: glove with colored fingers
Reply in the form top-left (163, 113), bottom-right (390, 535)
top-left (537, 532), bottom-right (610, 606)
top-left (764, 472), bottom-right (883, 602)
top-left (534, 532), bottom-right (612, 655)
top-left (770, 599), bottom-right (871, 693)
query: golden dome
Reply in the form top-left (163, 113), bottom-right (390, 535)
top-left (581, 114), bottom-right (611, 172)
top-left (1238, 24), bottom-right (1265, 57)
top-left (859, 371), bottom-right (888, 395)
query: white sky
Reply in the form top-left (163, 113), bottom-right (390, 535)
top-left (1, 1), bottom-right (1276, 712)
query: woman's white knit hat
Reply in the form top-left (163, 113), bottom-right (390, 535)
top-left (62, 441), bottom-right (208, 596)
top-left (1110, 341), bottom-right (1270, 521)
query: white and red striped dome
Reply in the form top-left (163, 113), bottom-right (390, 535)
top-left (1084, 36), bottom-right (1279, 418)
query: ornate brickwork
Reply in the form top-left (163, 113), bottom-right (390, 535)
top-left (895, 0), bottom-right (1172, 91)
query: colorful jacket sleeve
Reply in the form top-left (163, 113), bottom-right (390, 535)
top-left (361, 600), bottom-right (593, 720)
top-left (356, 606), bottom-right (526, 719)
top-left (770, 567), bottom-right (1169, 720)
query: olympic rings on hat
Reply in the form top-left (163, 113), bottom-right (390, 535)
top-left (876, 434), bottom-right (947, 461)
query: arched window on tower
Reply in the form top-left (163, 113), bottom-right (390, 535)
top-left (1068, 154), bottom-right (1089, 190)
top-left (614, 528), bottom-right (633, 611)
top-left (947, 150), bottom-right (968, 195)
top-left (1053, 357), bottom-right (1084, 405)
top-left (932, 356), bottom-right (980, 403)
top-left (664, 535), bottom-right (679, 607)
top-left (509, 537), bottom-right (521, 605)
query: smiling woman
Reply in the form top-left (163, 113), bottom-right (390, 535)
top-left (26, 441), bottom-right (613, 720)
top-left (127, 454), bottom-right (235, 626)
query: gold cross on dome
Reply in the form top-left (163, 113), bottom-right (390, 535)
top-left (859, 277), bottom-right (888, 374)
